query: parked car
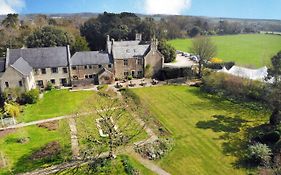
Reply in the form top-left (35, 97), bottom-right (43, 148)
top-left (184, 53), bottom-right (191, 57)
top-left (176, 50), bottom-right (183, 54)
top-left (191, 56), bottom-right (199, 62)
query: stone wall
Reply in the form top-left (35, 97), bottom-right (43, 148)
top-left (0, 67), bottom-right (34, 92)
top-left (33, 67), bottom-right (70, 88)
top-left (114, 58), bottom-right (144, 79)
top-left (71, 64), bottom-right (113, 79)
top-left (144, 50), bottom-right (164, 78)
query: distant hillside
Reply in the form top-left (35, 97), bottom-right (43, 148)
top-left (0, 12), bottom-right (280, 32)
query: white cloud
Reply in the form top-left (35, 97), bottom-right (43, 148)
top-left (0, 0), bottom-right (25, 15)
top-left (144, 0), bottom-right (191, 15)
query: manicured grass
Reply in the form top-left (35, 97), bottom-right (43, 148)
top-left (0, 120), bottom-right (70, 174)
top-left (168, 34), bottom-right (281, 67)
top-left (132, 86), bottom-right (268, 175)
top-left (21, 90), bottom-right (96, 122)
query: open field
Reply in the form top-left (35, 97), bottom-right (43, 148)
top-left (21, 90), bottom-right (96, 122)
top-left (132, 85), bottom-right (269, 175)
top-left (168, 34), bottom-right (281, 68)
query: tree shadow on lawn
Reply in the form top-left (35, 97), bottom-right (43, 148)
top-left (196, 115), bottom-right (248, 133)
top-left (189, 88), bottom-right (267, 169)
top-left (187, 88), bottom-right (268, 118)
top-left (196, 114), bottom-right (255, 169)
top-left (11, 142), bottom-right (71, 174)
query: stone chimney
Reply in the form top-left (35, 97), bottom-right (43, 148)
top-left (150, 37), bottom-right (158, 52)
top-left (5, 48), bottom-right (10, 70)
top-left (110, 38), bottom-right (115, 55)
top-left (66, 45), bottom-right (72, 85)
top-left (135, 33), bottom-right (142, 41)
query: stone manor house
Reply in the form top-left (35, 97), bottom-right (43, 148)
top-left (0, 34), bottom-right (164, 92)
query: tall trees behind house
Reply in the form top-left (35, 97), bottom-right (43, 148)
top-left (80, 12), bottom-right (158, 51)
top-left (71, 36), bottom-right (90, 55)
top-left (1, 12), bottom-right (280, 57)
top-left (0, 14), bottom-right (23, 56)
top-left (158, 40), bottom-right (176, 63)
top-left (0, 14), bottom-right (83, 56)
top-left (26, 26), bottom-right (74, 48)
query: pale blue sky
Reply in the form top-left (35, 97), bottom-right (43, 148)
top-left (0, 0), bottom-right (280, 20)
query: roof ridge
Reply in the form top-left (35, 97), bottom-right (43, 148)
top-left (10, 57), bottom-right (33, 76)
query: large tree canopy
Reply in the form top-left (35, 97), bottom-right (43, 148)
top-left (80, 12), bottom-right (158, 51)
top-left (71, 35), bottom-right (90, 55)
top-left (26, 26), bottom-right (73, 48)
top-left (158, 40), bottom-right (176, 63)
top-left (0, 14), bottom-right (25, 56)
top-left (1, 14), bottom-right (19, 29)
top-left (80, 12), bottom-right (140, 50)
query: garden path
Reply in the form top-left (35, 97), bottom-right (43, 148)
top-left (68, 118), bottom-right (80, 159)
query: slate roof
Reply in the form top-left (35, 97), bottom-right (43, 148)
top-left (98, 68), bottom-right (114, 76)
top-left (112, 45), bottom-right (150, 59)
top-left (0, 59), bottom-right (5, 72)
top-left (8, 47), bottom-right (68, 68)
top-left (11, 57), bottom-right (33, 76)
top-left (107, 40), bottom-right (141, 53)
top-left (71, 51), bottom-right (112, 66)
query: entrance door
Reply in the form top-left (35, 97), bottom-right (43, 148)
top-left (60, 78), bottom-right (67, 86)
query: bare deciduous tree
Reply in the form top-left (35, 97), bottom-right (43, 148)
top-left (190, 36), bottom-right (217, 78)
top-left (60, 90), bottom-right (144, 174)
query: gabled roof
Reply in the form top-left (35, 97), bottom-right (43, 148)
top-left (10, 57), bottom-right (33, 76)
top-left (112, 45), bottom-right (150, 59)
top-left (71, 51), bottom-right (112, 66)
top-left (8, 47), bottom-right (69, 68)
top-left (98, 67), bottom-right (114, 77)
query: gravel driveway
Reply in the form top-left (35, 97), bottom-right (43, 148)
top-left (164, 54), bottom-right (197, 68)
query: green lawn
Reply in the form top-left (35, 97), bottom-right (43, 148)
top-left (0, 120), bottom-right (70, 174)
top-left (21, 90), bottom-right (96, 122)
top-left (168, 34), bottom-right (281, 68)
top-left (131, 86), bottom-right (268, 175)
